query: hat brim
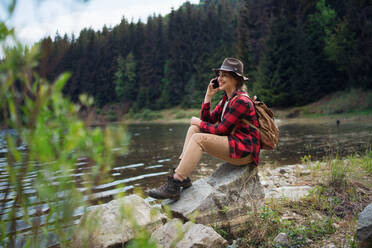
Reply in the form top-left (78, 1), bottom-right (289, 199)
top-left (213, 68), bottom-right (249, 81)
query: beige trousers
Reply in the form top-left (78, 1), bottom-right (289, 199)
top-left (175, 125), bottom-right (253, 179)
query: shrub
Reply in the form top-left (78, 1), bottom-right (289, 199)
top-left (0, 3), bottom-right (132, 246)
top-left (175, 112), bottom-right (187, 119)
top-left (361, 147), bottom-right (372, 173)
top-left (126, 109), bottom-right (162, 121)
top-left (140, 109), bottom-right (161, 121)
top-left (329, 157), bottom-right (349, 187)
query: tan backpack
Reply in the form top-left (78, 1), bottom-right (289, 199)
top-left (233, 94), bottom-right (279, 150)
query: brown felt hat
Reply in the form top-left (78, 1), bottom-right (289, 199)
top-left (213, 58), bottom-right (249, 81)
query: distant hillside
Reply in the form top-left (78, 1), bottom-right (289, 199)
top-left (277, 88), bottom-right (372, 119)
top-left (304, 89), bottom-right (372, 115)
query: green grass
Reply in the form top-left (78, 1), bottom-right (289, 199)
top-left (350, 147), bottom-right (372, 173)
top-left (329, 157), bottom-right (349, 188)
top-left (174, 109), bottom-right (200, 119)
top-left (122, 107), bottom-right (200, 123)
top-left (239, 200), bottom-right (338, 247)
top-left (124, 108), bottom-right (163, 121)
top-left (219, 149), bottom-right (372, 247)
top-left (302, 88), bottom-right (372, 116)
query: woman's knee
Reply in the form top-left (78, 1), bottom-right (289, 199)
top-left (189, 124), bottom-right (200, 133)
top-left (191, 132), bottom-right (202, 142)
top-left (190, 133), bottom-right (205, 150)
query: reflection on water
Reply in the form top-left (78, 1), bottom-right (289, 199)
top-left (0, 120), bottom-right (371, 235)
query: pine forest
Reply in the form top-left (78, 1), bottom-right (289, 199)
top-left (37, 0), bottom-right (372, 110)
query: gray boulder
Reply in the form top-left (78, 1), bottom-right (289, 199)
top-left (207, 162), bottom-right (263, 199)
top-left (356, 203), bottom-right (372, 246)
top-left (163, 163), bottom-right (264, 237)
top-left (163, 178), bottom-right (225, 219)
top-left (151, 218), bottom-right (227, 248)
top-left (72, 194), bottom-right (166, 248)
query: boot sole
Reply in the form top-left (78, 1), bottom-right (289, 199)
top-left (182, 184), bottom-right (192, 190)
top-left (148, 191), bottom-right (180, 201)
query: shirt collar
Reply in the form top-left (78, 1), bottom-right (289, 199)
top-left (225, 90), bottom-right (243, 101)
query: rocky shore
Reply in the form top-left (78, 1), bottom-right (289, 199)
top-left (73, 161), bottom-right (372, 247)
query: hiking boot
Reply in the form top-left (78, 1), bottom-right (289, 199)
top-left (170, 168), bottom-right (192, 189)
top-left (179, 177), bottom-right (192, 189)
top-left (147, 176), bottom-right (182, 200)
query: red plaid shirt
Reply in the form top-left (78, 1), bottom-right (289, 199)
top-left (200, 90), bottom-right (261, 165)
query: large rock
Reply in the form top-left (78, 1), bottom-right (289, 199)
top-left (163, 179), bottom-right (225, 219)
top-left (163, 163), bottom-right (264, 237)
top-left (356, 203), bottom-right (372, 246)
top-left (72, 194), bottom-right (166, 248)
top-left (151, 218), bottom-right (227, 248)
top-left (207, 162), bottom-right (264, 199)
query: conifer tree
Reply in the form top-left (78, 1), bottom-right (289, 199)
top-left (121, 52), bottom-right (137, 102)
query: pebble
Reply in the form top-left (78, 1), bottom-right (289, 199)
top-left (324, 243), bottom-right (337, 248)
top-left (312, 212), bottom-right (323, 220)
top-left (331, 223), bottom-right (339, 229)
top-left (300, 170), bottom-right (311, 176)
top-left (274, 233), bottom-right (290, 246)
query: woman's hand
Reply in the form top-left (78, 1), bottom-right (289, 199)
top-left (190, 116), bottom-right (201, 127)
top-left (204, 77), bottom-right (219, 103)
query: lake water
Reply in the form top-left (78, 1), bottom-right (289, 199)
top-left (118, 120), bottom-right (372, 192)
top-left (0, 120), bottom-right (372, 236)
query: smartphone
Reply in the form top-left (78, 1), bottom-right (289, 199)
top-left (212, 78), bottom-right (219, 89)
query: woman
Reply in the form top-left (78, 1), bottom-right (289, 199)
top-left (148, 58), bottom-right (260, 200)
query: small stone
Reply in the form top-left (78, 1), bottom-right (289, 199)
top-left (261, 181), bottom-right (270, 188)
top-left (279, 169), bottom-right (287, 174)
top-left (331, 223), bottom-right (339, 229)
top-left (227, 240), bottom-right (238, 248)
top-left (306, 238), bottom-right (313, 243)
top-left (312, 212), bottom-right (323, 220)
top-left (282, 215), bottom-right (297, 221)
top-left (274, 232), bottom-right (290, 246)
top-left (300, 170), bottom-right (311, 176)
top-left (324, 243), bottom-right (337, 248)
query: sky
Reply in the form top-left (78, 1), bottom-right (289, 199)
top-left (4, 0), bottom-right (199, 46)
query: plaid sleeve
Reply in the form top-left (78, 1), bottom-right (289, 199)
top-left (200, 96), bottom-right (249, 135)
top-left (200, 100), bottom-right (223, 124)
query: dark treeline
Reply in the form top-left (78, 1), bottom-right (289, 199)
top-left (37, 0), bottom-right (372, 109)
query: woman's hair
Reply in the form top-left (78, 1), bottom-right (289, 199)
top-left (228, 71), bottom-right (247, 92)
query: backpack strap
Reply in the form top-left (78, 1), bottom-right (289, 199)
top-left (230, 93), bottom-right (258, 134)
top-left (241, 119), bottom-right (258, 130)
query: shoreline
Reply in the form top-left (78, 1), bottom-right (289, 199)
top-left (79, 89), bottom-right (372, 126)
top-left (80, 108), bottom-right (372, 126)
